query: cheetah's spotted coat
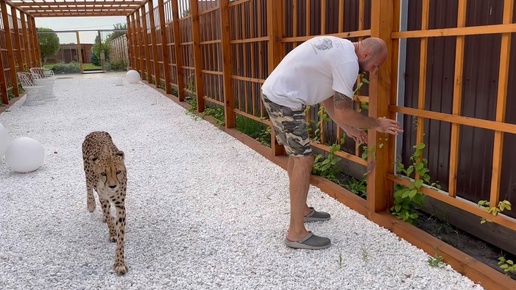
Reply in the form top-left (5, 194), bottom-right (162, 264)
top-left (82, 131), bottom-right (128, 275)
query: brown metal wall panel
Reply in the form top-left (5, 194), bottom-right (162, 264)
top-left (403, 0), bottom-right (516, 218)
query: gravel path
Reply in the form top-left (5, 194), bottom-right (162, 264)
top-left (0, 74), bottom-right (483, 289)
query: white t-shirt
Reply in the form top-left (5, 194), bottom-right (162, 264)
top-left (261, 36), bottom-right (359, 108)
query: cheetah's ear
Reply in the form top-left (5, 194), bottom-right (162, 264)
top-left (115, 150), bottom-right (125, 160)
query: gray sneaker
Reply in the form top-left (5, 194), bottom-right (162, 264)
top-left (304, 207), bottom-right (331, 222)
top-left (284, 231), bottom-right (331, 250)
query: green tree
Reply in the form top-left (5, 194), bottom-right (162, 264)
top-left (37, 27), bottom-right (60, 65)
top-left (106, 23), bottom-right (127, 42)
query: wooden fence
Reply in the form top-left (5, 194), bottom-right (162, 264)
top-left (0, 0), bottom-right (515, 288)
top-left (126, 1), bottom-right (516, 288)
top-left (0, 0), bottom-right (41, 104)
top-left (108, 34), bottom-right (129, 67)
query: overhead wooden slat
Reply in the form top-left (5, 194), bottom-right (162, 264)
top-left (7, 0), bottom-right (145, 17)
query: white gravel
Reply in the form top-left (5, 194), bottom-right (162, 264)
top-left (0, 73), bottom-right (484, 290)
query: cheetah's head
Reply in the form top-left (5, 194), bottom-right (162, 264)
top-left (89, 145), bottom-right (126, 192)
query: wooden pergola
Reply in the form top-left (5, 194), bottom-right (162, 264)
top-left (7, 0), bottom-right (142, 17)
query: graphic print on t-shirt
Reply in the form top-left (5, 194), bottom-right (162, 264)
top-left (311, 38), bottom-right (333, 54)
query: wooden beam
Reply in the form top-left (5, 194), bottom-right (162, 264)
top-left (449, 0), bottom-right (467, 198)
top-left (128, 13), bottom-right (138, 71)
top-left (11, 8), bottom-right (24, 79)
top-left (171, 0), bottom-right (185, 101)
top-left (392, 105), bottom-right (516, 135)
top-left (490, 0), bottom-right (514, 208)
top-left (367, 0), bottom-right (394, 213)
top-left (266, 0), bottom-right (285, 157)
top-left (148, 0), bottom-right (160, 87)
top-left (1, 0), bottom-right (19, 96)
top-left (19, 10), bottom-right (31, 70)
top-left (140, 5), bottom-right (152, 84)
top-left (189, 0), bottom-right (205, 113)
top-left (76, 32), bottom-right (84, 74)
top-left (28, 16), bottom-right (40, 67)
top-left (135, 9), bottom-right (145, 76)
top-left (219, 0), bottom-right (235, 128)
top-left (157, 0), bottom-right (171, 94)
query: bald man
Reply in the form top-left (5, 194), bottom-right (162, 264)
top-left (261, 36), bottom-right (402, 250)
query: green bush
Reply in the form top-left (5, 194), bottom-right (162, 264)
top-left (106, 60), bottom-right (128, 71)
top-left (49, 62), bottom-right (80, 74)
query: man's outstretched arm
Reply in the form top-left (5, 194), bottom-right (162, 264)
top-left (322, 92), bottom-right (403, 135)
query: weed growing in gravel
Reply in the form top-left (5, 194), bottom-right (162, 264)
top-left (361, 248), bottom-right (369, 262)
top-left (427, 254), bottom-right (444, 268)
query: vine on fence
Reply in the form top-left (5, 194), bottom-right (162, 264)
top-left (391, 143), bottom-right (439, 224)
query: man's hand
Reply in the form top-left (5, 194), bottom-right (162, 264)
top-left (375, 117), bottom-right (403, 135)
top-left (343, 126), bottom-right (368, 144)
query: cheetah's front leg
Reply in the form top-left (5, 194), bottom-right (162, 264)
top-left (114, 204), bottom-right (127, 275)
top-left (86, 184), bottom-right (96, 212)
top-left (99, 198), bottom-right (117, 242)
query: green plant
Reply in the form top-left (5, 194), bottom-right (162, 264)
top-left (498, 256), bottom-right (516, 274)
top-left (344, 177), bottom-right (367, 198)
top-left (313, 105), bottom-right (331, 143)
top-left (201, 105), bottom-right (225, 127)
top-left (338, 253), bottom-right (343, 268)
top-left (427, 254), bottom-right (444, 267)
top-left (477, 200), bottom-right (512, 224)
top-left (312, 143), bottom-right (342, 182)
top-left (353, 72), bottom-right (369, 112)
top-left (51, 62), bottom-right (81, 74)
top-left (391, 143), bottom-right (439, 224)
top-left (7, 89), bottom-right (15, 100)
top-left (361, 248), bottom-right (369, 262)
top-left (235, 116), bottom-right (271, 147)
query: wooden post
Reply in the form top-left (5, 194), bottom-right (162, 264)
top-left (171, 0), bottom-right (185, 101)
top-left (76, 32), bottom-right (84, 74)
top-left (0, 41), bottom-right (8, 104)
top-left (1, 0), bottom-right (19, 97)
top-left (189, 0), bottom-right (205, 113)
top-left (448, 0), bottom-right (467, 197)
top-left (158, 0), bottom-right (172, 94)
top-left (367, 0), bottom-right (395, 213)
top-left (220, 0), bottom-right (235, 128)
top-left (135, 10), bottom-right (145, 76)
top-left (11, 9), bottom-right (24, 77)
top-left (19, 11), bottom-right (31, 70)
top-left (28, 16), bottom-right (40, 67)
top-left (266, 0), bottom-right (285, 156)
top-left (148, 0), bottom-right (160, 87)
top-left (490, 0), bottom-right (514, 207)
top-left (128, 14), bottom-right (138, 71)
top-left (141, 5), bottom-right (152, 84)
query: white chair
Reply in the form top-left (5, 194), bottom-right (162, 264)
top-left (30, 67), bottom-right (56, 101)
top-left (17, 72), bottom-right (45, 106)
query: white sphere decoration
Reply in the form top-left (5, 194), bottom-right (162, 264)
top-left (126, 70), bottom-right (140, 84)
top-left (5, 137), bottom-right (45, 173)
top-left (0, 123), bottom-right (9, 158)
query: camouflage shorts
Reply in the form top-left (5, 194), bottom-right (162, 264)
top-left (261, 94), bottom-right (312, 157)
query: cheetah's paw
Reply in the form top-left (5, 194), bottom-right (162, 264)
top-left (114, 262), bottom-right (128, 275)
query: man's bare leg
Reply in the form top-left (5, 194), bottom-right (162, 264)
top-left (286, 155), bottom-right (314, 241)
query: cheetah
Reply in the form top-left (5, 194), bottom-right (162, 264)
top-left (82, 131), bottom-right (128, 275)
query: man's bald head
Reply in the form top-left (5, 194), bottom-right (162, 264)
top-left (356, 37), bottom-right (388, 73)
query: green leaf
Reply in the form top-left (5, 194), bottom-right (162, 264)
top-left (415, 143), bottom-right (426, 150)
top-left (507, 260), bottom-right (514, 265)
top-left (395, 204), bottom-right (401, 212)
top-left (408, 189), bottom-right (418, 199)
top-left (406, 166), bottom-right (414, 176)
top-left (414, 179), bottom-right (424, 189)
